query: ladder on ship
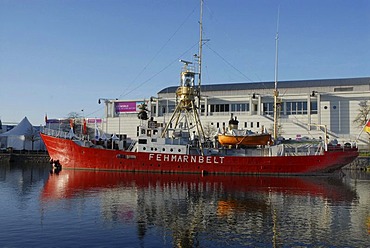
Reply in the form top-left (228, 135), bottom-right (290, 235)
top-left (127, 140), bottom-right (137, 152)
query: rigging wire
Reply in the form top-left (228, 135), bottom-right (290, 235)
top-left (204, 43), bottom-right (255, 83)
top-left (117, 42), bottom-right (199, 99)
top-left (83, 42), bottom-right (199, 119)
top-left (117, 5), bottom-right (198, 99)
top-left (84, 5), bottom-right (199, 118)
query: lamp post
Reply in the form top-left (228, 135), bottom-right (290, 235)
top-left (98, 98), bottom-right (111, 134)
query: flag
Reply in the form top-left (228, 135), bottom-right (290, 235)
top-left (365, 120), bottom-right (370, 133)
top-left (94, 119), bottom-right (100, 140)
top-left (44, 114), bottom-right (48, 124)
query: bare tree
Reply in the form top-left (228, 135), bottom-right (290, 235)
top-left (203, 122), bottom-right (217, 140)
top-left (67, 112), bottom-right (81, 119)
top-left (353, 100), bottom-right (370, 128)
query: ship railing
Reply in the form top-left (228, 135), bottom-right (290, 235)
top-left (282, 142), bottom-right (325, 156)
top-left (42, 127), bottom-right (86, 140)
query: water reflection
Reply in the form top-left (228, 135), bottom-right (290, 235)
top-left (40, 169), bottom-right (365, 247)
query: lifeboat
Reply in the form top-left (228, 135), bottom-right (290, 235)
top-left (218, 114), bottom-right (272, 146)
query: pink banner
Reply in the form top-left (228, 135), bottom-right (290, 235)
top-left (115, 101), bottom-right (142, 113)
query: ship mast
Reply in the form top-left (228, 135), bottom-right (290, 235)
top-left (161, 0), bottom-right (205, 153)
top-left (197, 0), bottom-right (203, 99)
top-left (273, 8), bottom-right (280, 141)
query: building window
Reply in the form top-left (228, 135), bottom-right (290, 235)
top-left (334, 87), bottom-right (353, 92)
top-left (200, 104), bottom-right (205, 113)
top-left (285, 101), bottom-right (310, 115)
top-left (303, 102), bottom-right (307, 114)
top-left (231, 103), bottom-right (249, 112)
top-left (210, 104), bottom-right (230, 113)
top-left (263, 102), bottom-right (274, 115)
top-left (168, 105), bottom-right (176, 113)
top-left (311, 102), bottom-right (318, 114)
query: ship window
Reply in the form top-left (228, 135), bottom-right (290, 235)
top-left (170, 148), bottom-right (173, 152)
top-left (143, 147), bottom-right (146, 150)
top-left (138, 139), bottom-right (147, 144)
top-left (244, 122), bottom-right (247, 128)
top-left (257, 122), bottom-right (260, 128)
top-left (251, 122), bottom-right (254, 128)
top-left (151, 147), bottom-right (153, 151)
top-left (162, 148), bottom-right (165, 151)
top-left (178, 149), bottom-right (181, 152)
top-left (141, 129), bottom-right (146, 135)
top-left (151, 138), bottom-right (157, 142)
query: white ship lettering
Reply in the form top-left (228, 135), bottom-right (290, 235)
top-left (148, 154), bottom-right (225, 164)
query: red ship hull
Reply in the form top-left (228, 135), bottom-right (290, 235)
top-left (41, 133), bottom-right (358, 175)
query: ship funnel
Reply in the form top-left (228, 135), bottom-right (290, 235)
top-left (228, 113), bottom-right (239, 130)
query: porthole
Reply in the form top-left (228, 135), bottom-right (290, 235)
top-left (333, 106), bottom-right (337, 109)
top-left (324, 106), bottom-right (328, 109)
top-left (170, 148), bottom-right (173, 152)
top-left (143, 147), bottom-right (146, 150)
top-left (178, 149), bottom-right (181, 152)
top-left (162, 148), bottom-right (165, 151)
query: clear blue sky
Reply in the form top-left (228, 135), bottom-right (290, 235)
top-left (1, 0), bottom-right (369, 125)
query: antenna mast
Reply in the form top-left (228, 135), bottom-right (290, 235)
top-left (273, 7), bottom-right (280, 141)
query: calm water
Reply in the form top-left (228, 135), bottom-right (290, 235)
top-left (0, 163), bottom-right (369, 248)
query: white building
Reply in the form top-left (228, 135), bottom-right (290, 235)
top-left (98, 77), bottom-right (370, 148)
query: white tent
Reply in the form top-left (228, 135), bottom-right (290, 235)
top-left (0, 117), bottom-right (43, 150)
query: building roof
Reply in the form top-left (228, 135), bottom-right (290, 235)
top-left (158, 77), bottom-right (370, 94)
